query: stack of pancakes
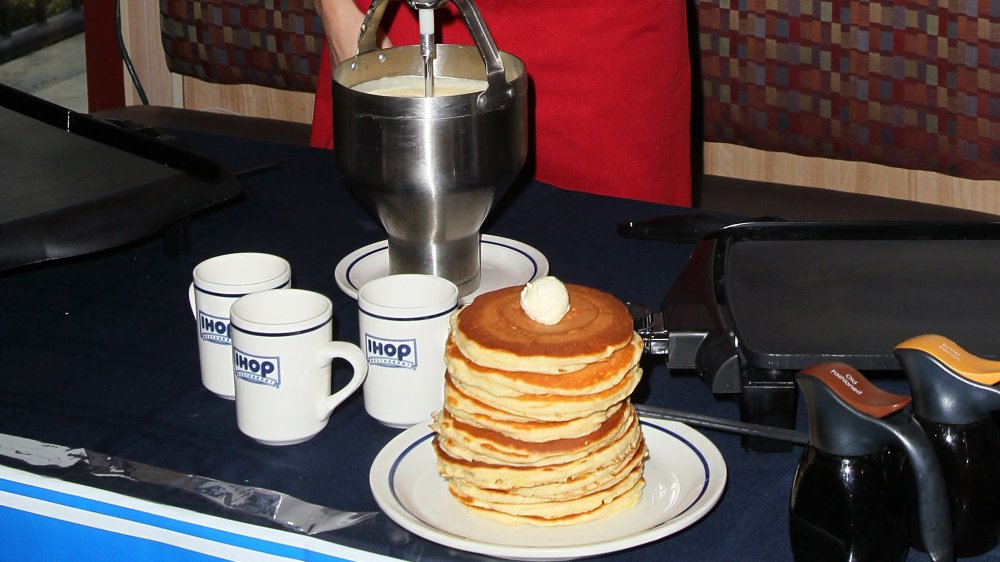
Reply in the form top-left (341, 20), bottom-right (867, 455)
top-left (431, 283), bottom-right (647, 526)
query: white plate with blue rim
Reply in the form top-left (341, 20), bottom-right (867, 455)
top-left (369, 417), bottom-right (727, 561)
top-left (335, 235), bottom-right (548, 305)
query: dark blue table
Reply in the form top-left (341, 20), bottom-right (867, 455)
top-left (0, 129), bottom-right (978, 561)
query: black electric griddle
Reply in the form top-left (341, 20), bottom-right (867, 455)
top-left (655, 220), bottom-right (1000, 450)
top-left (0, 85), bottom-right (241, 271)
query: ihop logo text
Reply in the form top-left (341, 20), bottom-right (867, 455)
top-left (199, 312), bottom-right (230, 345)
top-left (233, 348), bottom-right (281, 387)
top-left (365, 334), bottom-right (417, 370)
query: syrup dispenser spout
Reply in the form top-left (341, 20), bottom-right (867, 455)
top-left (791, 363), bottom-right (953, 562)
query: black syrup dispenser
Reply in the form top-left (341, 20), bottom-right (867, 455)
top-left (895, 334), bottom-right (1000, 557)
top-left (789, 362), bottom-right (953, 562)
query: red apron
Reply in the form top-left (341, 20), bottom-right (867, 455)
top-left (311, 1), bottom-right (691, 206)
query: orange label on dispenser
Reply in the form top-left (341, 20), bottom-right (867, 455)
top-left (799, 362), bottom-right (911, 419)
top-left (827, 365), bottom-right (865, 396)
top-left (896, 334), bottom-right (1000, 386)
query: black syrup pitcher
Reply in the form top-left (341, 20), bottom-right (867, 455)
top-left (895, 334), bottom-right (1000, 557)
top-left (789, 363), bottom-right (953, 562)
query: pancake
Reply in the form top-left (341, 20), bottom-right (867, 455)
top-left (433, 420), bottom-right (645, 490)
top-left (431, 279), bottom-right (647, 526)
top-left (445, 334), bottom-right (644, 398)
top-left (451, 464), bottom-right (644, 516)
top-left (448, 363), bottom-right (643, 421)
top-left (433, 402), bottom-right (637, 466)
top-left (443, 378), bottom-right (625, 442)
top-left (447, 440), bottom-right (647, 502)
top-left (450, 284), bottom-right (635, 374)
top-left (454, 474), bottom-right (646, 526)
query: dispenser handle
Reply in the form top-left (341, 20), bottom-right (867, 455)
top-left (357, 0), bottom-right (390, 56)
top-left (356, 0), bottom-right (513, 110)
top-left (883, 415), bottom-right (956, 562)
top-left (448, 0), bottom-right (511, 110)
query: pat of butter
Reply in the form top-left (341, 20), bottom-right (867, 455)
top-left (520, 276), bottom-right (570, 325)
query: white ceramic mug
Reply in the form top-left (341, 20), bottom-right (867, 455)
top-left (230, 289), bottom-right (367, 445)
top-left (189, 253), bottom-right (292, 399)
top-left (358, 274), bottom-right (459, 427)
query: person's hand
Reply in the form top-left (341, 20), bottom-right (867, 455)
top-left (315, 0), bottom-right (393, 64)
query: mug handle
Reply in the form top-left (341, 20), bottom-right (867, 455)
top-left (317, 342), bottom-right (369, 419)
top-left (188, 283), bottom-right (197, 319)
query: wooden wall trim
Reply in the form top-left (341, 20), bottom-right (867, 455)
top-left (182, 82), bottom-right (314, 124)
top-left (703, 142), bottom-right (1000, 216)
top-left (120, 2), bottom-right (174, 107)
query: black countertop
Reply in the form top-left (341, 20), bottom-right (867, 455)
top-left (1, 127), bottom-right (989, 561)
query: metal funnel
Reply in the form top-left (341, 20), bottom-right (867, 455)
top-left (332, 0), bottom-right (528, 298)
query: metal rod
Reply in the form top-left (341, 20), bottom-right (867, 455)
top-left (635, 403), bottom-right (810, 446)
top-left (419, 8), bottom-right (435, 97)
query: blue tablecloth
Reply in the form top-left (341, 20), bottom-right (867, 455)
top-left (0, 130), bottom-right (980, 561)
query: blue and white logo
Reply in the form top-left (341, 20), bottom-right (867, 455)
top-left (199, 312), bottom-right (230, 345)
top-left (365, 334), bottom-right (417, 370)
top-left (233, 348), bottom-right (281, 387)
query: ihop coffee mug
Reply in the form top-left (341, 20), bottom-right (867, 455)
top-left (229, 289), bottom-right (367, 445)
top-left (189, 252), bottom-right (291, 399)
top-left (358, 274), bottom-right (459, 427)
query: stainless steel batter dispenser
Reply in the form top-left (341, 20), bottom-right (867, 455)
top-left (331, 0), bottom-right (528, 297)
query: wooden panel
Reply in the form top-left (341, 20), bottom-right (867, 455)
top-left (703, 142), bottom-right (1000, 216)
top-left (182, 81), bottom-right (315, 124)
top-left (120, 2), bottom-right (175, 107)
